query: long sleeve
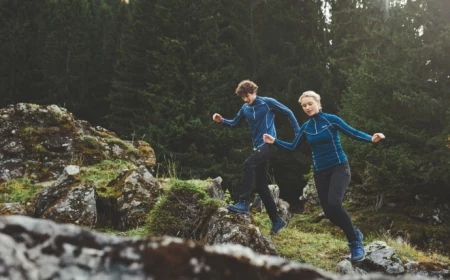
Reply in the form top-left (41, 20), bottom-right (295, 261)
top-left (221, 106), bottom-right (245, 128)
top-left (266, 98), bottom-right (301, 135)
top-left (328, 115), bottom-right (372, 143)
top-left (274, 128), bottom-right (306, 152)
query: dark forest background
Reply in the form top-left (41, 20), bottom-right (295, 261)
top-left (1, 0), bottom-right (449, 206)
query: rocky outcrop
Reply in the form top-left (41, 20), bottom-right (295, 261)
top-left (0, 103), bottom-right (156, 183)
top-left (0, 215), bottom-right (431, 280)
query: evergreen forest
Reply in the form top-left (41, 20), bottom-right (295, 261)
top-left (1, 0), bottom-right (449, 206)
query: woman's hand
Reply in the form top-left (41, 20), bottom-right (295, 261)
top-left (371, 133), bottom-right (385, 143)
top-left (263, 133), bottom-right (275, 144)
top-left (212, 113), bottom-right (223, 123)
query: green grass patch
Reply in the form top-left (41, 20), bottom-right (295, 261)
top-left (253, 212), bottom-right (349, 272)
top-left (0, 178), bottom-right (44, 203)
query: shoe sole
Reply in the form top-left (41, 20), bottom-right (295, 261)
top-left (350, 256), bottom-right (365, 264)
top-left (226, 206), bottom-right (249, 215)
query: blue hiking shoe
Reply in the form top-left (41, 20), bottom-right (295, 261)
top-left (348, 240), bottom-right (365, 263)
top-left (270, 216), bottom-right (287, 235)
top-left (227, 200), bottom-right (250, 215)
top-left (354, 226), bottom-right (364, 244)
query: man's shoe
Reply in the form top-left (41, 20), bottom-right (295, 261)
top-left (348, 240), bottom-right (365, 263)
top-left (354, 226), bottom-right (364, 244)
top-left (227, 200), bottom-right (250, 215)
top-left (270, 217), bottom-right (287, 235)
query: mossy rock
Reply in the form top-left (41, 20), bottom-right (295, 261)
top-left (146, 180), bottom-right (222, 240)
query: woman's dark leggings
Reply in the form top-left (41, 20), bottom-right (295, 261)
top-left (314, 162), bottom-right (357, 242)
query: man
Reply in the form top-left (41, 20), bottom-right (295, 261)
top-left (212, 80), bottom-right (300, 234)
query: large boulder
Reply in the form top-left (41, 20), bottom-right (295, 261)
top-left (32, 165), bottom-right (98, 227)
top-left (0, 215), bottom-right (430, 280)
top-left (0, 103), bottom-right (156, 183)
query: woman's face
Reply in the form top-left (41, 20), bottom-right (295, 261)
top-left (300, 96), bottom-right (320, 116)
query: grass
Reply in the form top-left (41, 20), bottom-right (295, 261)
top-left (0, 178), bottom-right (44, 203)
top-left (252, 212), bottom-right (349, 272)
top-left (252, 208), bottom-right (450, 273)
top-left (97, 226), bottom-right (148, 237)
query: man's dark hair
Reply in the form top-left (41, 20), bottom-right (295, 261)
top-left (235, 80), bottom-right (258, 97)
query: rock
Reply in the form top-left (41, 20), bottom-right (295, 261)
top-left (299, 176), bottom-right (319, 206)
top-left (337, 259), bottom-right (368, 275)
top-left (205, 176), bottom-right (225, 201)
top-left (363, 241), bottom-right (405, 275)
top-left (96, 165), bottom-right (162, 229)
top-left (0, 202), bottom-right (26, 215)
top-left (0, 215), bottom-right (433, 280)
top-left (204, 207), bottom-right (279, 256)
top-left (40, 180), bottom-right (97, 227)
top-left (33, 165), bottom-right (82, 217)
top-left (0, 103), bottom-right (156, 183)
top-left (405, 261), bottom-right (450, 279)
top-left (252, 184), bottom-right (292, 222)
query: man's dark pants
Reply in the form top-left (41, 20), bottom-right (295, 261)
top-left (239, 143), bottom-right (279, 220)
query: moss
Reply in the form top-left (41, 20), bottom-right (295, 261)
top-left (104, 136), bottom-right (141, 159)
top-left (145, 180), bottom-right (222, 240)
top-left (81, 160), bottom-right (136, 198)
top-left (73, 136), bottom-right (107, 164)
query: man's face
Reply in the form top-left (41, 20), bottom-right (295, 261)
top-left (241, 92), bottom-right (257, 105)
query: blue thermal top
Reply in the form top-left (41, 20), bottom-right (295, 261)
top-left (222, 96), bottom-right (300, 150)
top-left (274, 111), bottom-right (372, 171)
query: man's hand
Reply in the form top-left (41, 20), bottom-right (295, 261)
top-left (212, 113), bottom-right (223, 123)
top-left (263, 133), bottom-right (275, 144)
top-left (371, 133), bottom-right (385, 143)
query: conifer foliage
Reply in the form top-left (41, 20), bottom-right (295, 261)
top-left (0, 0), bottom-right (449, 203)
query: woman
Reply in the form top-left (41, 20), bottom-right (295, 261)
top-left (263, 91), bottom-right (385, 263)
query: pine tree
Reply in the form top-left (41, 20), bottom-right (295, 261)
top-left (38, 0), bottom-right (96, 116)
top-left (107, 0), bottom-right (157, 137)
top-left (0, 0), bottom-right (43, 107)
top-left (337, 0), bottom-right (450, 202)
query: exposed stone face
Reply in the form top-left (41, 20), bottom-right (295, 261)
top-left (110, 165), bottom-right (162, 229)
top-left (204, 208), bottom-right (279, 256)
top-left (40, 180), bottom-right (97, 227)
top-left (0, 216), bottom-right (432, 280)
top-left (0, 103), bottom-right (156, 184)
top-left (33, 165), bottom-right (82, 218)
